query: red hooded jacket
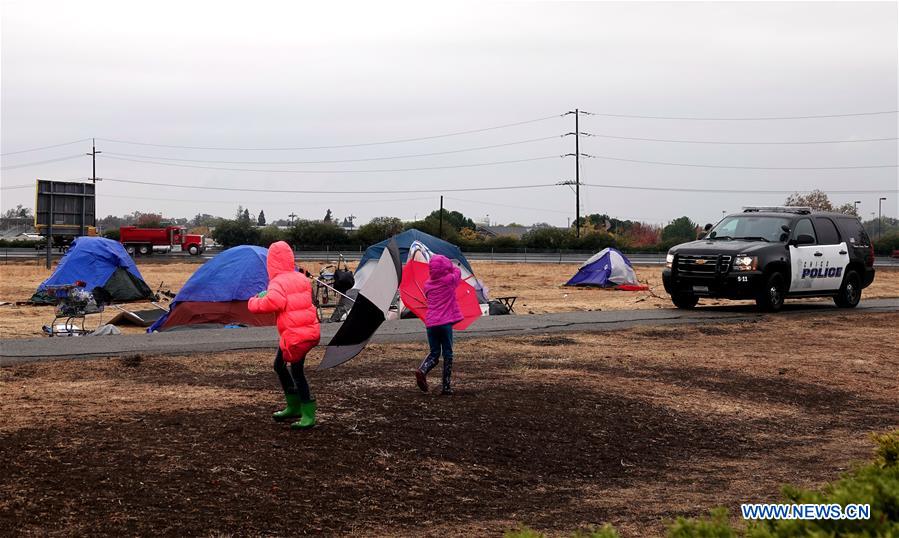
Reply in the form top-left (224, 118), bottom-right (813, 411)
top-left (247, 241), bottom-right (320, 361)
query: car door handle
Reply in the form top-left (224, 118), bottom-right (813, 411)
top-left (814, 252), bottom-right (823, 257)
top-left (839, 250), bottom-right (847, 255)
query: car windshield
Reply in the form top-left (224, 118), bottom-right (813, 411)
top-left (707, 216), bottom-right (791, 242)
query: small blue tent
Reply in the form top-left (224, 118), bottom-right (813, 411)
top-left (565, 247), bottom-right (639, 287)
top-left (149, 245), bottom-right (274, 331)
top-left (32, 237), bottom-right (153, 303)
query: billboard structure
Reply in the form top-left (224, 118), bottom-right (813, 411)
top-left (34, 180), bottom-right (97, 239)
top-left (34, 180), bottom-right (97, 268)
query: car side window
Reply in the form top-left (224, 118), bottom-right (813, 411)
top-left (813, 217), bottom-right (841, 245)
top-left (837, 218), bottom-right (870, 246)
top-left (793, 218), bottom-right (816, 244)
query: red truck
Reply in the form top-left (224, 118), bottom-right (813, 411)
top-left (119, 226), bottom-right (206, 256)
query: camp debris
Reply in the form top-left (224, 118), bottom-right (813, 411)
top-left (107, 306), bottom-right (168, 327)
top-left (148, 245), bottom-right (276, 332)
top-left (565, 247), bottom-right (645, 289)
top-left (31, 237), bottom-right (154, 304)
top-left (319, 239), bottom-right (402, 370)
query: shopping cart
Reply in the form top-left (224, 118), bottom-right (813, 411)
top-left (41, 281), bottom-right (105, 336)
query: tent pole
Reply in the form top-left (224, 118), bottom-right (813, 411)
top-left (313, 277), bottom-right (356, 303)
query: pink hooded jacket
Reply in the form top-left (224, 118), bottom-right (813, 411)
top-left (247, 241), bottom-right (320, 361)
top-left (424, 255), bottom-right (463, 328)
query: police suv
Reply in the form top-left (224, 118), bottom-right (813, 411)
top-left (662, 207), bottom-right (876, 311)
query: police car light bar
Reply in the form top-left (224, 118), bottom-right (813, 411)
top-left (742, 206), bottom-right (812, 214)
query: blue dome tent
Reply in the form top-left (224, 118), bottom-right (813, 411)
top-left (31, 237), bottom-right (153, 304)
top-left (565, 248), bottom-right (639, 287)
top-left (148, 245), bottom-right (275, 332)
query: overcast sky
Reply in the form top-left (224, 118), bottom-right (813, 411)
top-left (2, 1), bottom-right (897, 227)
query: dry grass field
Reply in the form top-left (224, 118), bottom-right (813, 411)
top-left (1, 258), bottom-right (898, 339)
top-left (1, 312), bottom-right (897, 536)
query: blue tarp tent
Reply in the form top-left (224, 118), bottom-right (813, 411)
top-left (32, 237), bottom-right (153, 303)
top-left (565, 247), bottom-right (639, 287)
top-left (149, 245), bottom-right (274, 331)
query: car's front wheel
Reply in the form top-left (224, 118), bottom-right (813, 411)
top-left (756, 271), bottom-right (786, 312)
top-left (671, 293), bottom-right (699, 309)
top-left (834, 270), bottom-right (861, 308)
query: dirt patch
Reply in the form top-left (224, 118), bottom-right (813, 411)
top-left (530, 336), bottom-right (579, 347)
top-left (1, 312), bottom-right (897, 536)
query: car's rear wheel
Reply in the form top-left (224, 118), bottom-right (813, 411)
top-left (756, 271), bottom-right (785, 312)
top-left (671, 293), bottom-right (699, 309)
top-left (834, 270), bottom-right (861, 308)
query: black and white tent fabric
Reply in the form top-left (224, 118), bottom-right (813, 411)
top-left (319, 239), bottom-right (402, 369)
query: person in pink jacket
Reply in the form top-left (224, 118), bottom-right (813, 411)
top-left (415, 255), bottom-right (463, 395)
top-left (248, 241), bottom-right (321, 429)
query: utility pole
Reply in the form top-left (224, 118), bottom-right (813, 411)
top-left (288, 212), bottom-right (297, 225)
top-left (575, 108), bottom-right (580, 237)
top-left (86, 138), bottom-right (101, 184)
top-left (438, 196), bottom-right (444, 239)
top-left (563, 109), bottom-right (587, 237)
top-left (879, 197), bottom-right (887, 239)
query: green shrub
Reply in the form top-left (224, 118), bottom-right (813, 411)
top-left (873, 232), bottom-right (899, 255)
top-left (668, 508), bottom-right (737, 538)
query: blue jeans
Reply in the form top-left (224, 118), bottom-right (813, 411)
top-left (419, 323), bottom-right (454, 391)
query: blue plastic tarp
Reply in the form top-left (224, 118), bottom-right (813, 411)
top-left (148, 245), bottom-right (269, 332)
top-left (37, 236), bottom-right (146, 292)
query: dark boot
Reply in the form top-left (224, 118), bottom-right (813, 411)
top-left (441, 358), bottom-right (453, 395)
top-left (417, 355), bottom-right (438, 393)
top-left (415, 369), bottom-right (428, 392)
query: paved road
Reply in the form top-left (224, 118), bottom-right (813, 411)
top-left (2, 298), bottom-right (897, 365)
top-left (4, 248), bottom-right (899, 267)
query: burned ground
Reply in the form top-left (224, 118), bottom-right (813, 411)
top-left (1, 312), bottom-right (897, 536)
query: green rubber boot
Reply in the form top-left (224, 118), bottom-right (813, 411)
top-left (290, 399), bottom-right (317, 430)
top-left (272, 393), bottom-right (303, 422)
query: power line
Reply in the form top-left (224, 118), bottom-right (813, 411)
top-left (582, 154), bottom-right (897, 170)
top-left (103, 193), bottom-right (436, 206)
top-left (100, 154), bottom-right (562, 173)
top-left (444, 196), bottom-right (570, 215)
top-left (0, 154), bottom-right (87, 170)
top-left (0, 138), bottom-right (91, 156)
top-left (582, 182), bottom-right (898, 194)
top-left (0, 184), bottom-right (34, 190)
top-left (96, 114), bottom-right (564, 151)
top-left (99, 136), bottom-right (563, 164)
top-left (583, 133), bottom-right (899, 145)
top-left (102, 177), bottom-right (562, 194)
top-left (579, 110), bottom-right (899, 121)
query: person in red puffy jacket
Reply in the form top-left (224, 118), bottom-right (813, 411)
top-left (414, 255), bottom-right (463, 395)
top-left (248, 241), bottom-right (321, 429)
